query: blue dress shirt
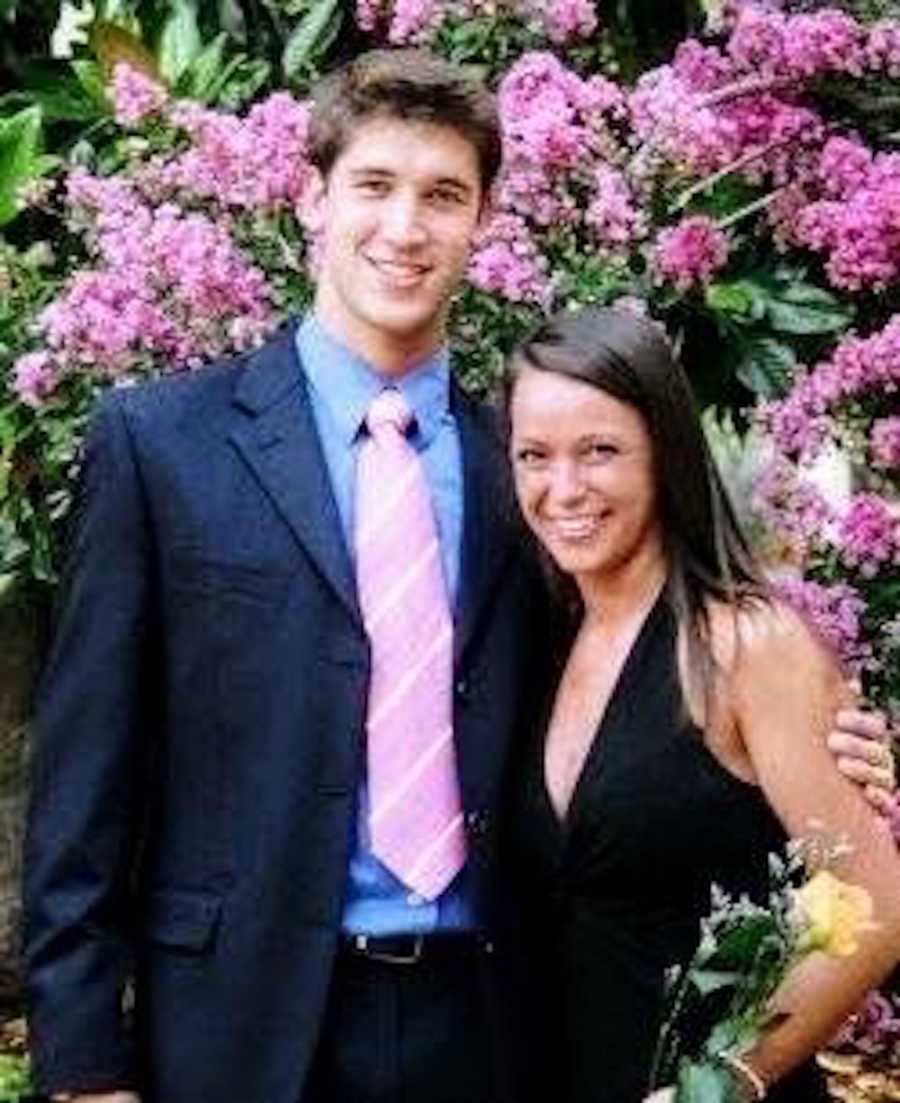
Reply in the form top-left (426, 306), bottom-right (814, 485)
top-left (297, 316), bottom-right (476, 934)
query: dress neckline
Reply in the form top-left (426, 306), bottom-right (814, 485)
top-left (542, 590), bottom-right (671, 834)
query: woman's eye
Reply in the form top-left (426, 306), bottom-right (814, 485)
top-left (514, 448), bottom-right (546, 466)
top-left (587, 443), bottom-right (618, 460)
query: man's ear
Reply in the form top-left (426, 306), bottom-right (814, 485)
top-left (301, 168), bottom-right (327, 233)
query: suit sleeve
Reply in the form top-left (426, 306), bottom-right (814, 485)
top-left (23, 391), bottom-right (158, 1095)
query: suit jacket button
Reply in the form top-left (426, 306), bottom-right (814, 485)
top-left (454, 678), bottom-right (469, 700)
top-left (465, 810), bottom-right (490, 838)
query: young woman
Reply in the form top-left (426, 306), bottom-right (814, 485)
top-left (504, 307), bottom-right (900, 1103)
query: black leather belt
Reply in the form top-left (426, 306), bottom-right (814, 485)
top-left (341, 932), bottom-right (488, 966)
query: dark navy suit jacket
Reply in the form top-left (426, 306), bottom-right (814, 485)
top-left (23, 324), bottom-right (548, 1102)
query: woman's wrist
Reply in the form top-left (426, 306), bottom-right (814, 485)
top-left (714, 1052), bottom-right (767, 1102)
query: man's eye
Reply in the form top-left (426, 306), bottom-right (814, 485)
top-left (587, 443), bottom-right (618, 460)
top-left (358, 180), bottom-right (389, 195)
top-left (430, 188), bottom-right (463, 205)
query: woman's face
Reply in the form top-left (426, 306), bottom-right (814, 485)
top-left (509, 365), bottom-right (664, 586)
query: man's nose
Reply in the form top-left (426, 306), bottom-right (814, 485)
top-left (381, 195), bottom-right (427, 246)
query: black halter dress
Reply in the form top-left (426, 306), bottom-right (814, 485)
top-left (509, 596), bottom-right (827, 1103)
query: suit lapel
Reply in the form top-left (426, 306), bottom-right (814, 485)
top-left (228, 324), bottom-right (360, 624)
top-left (454, 387), bottom-right (518, 666)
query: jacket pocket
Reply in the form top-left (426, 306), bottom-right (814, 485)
top-left (169, 552), bottom-right (292, 604)
top-left (142, 889), bottom-right (223, 953)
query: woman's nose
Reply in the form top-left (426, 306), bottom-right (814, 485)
top-left (548, 459), bottom-right (585, 505)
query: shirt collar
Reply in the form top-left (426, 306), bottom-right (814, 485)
top-left (297, 314), bottom-right (451, 447)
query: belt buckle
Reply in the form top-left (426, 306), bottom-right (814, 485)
top-left (353, 933), bottom-right (425, 965)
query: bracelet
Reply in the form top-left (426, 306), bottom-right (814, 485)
top-left (716, 1051), bottom-right (767, 1102)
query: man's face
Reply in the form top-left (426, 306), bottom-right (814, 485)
top-left (305, 116), bottom-right (486, 373)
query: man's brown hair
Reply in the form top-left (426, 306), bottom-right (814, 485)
top-left (308, 48), bottom-right (502, 195)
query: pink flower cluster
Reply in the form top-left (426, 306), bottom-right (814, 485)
top-left (765, 316), bottom-right (900, 460)
top-left (534, 0), bottom-right (599, 45)
top-left (487, 52), bottom-right (632, 299)
top-left (752, 456), bottom-right (833, 558)
top-left (771, 575), bottom-right (871, 673)
top-left (652, 215), bottom-right (729, 290)
top-left (836, 494), bottom-right (900, 578)
top-left (586, 165), bottom-right (648, 251)
top-left (110, 62), bottom-right (169, 127)
top-left (14, 170), bottom-right (274, 395)
top-left (497, 164), bottom-right (579, 228)
top-left (355, 0), bottom-right (599, 45)
top-left (833, 990), bottom-right (900, 1061)
top-left (498, 53), bottom-right (624, 172)
top-left (468, 212), bottom-right (552, 305)
top-left (150, 93), bottom-right (312, 211)
top-left (727, 5), bottom-right (866, 80)
top-left (783, 138), bottom-right (900, 292)
top-left (626, 57), bottom-right (820, 178)
top-left (871, 417), bottom-right (900, 470)
top-left (11, 351), bottom-right (59, 407)
top-left (867, 19), bottom-right (900, 78)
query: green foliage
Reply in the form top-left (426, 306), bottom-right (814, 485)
top-left (705, 269), bottom-right (855, 399)
top-left (157, 0), bottom-right (202, 84)
top-left (449, 286), bottom-right (541, 397)
top-left (0, 106), bottom-right (57, 226)
top-left (282, 0), bottom-right (343, 88)
top-left (676, 1061), bottom-right (734, 1103)
top-left (0, 1053), bottom-right (30, 1101)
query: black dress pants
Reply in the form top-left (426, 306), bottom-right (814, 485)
top-left (303, 940), bottom-right (497, 1103)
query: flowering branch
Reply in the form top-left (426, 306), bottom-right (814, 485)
top-left (695, 75), bottom-right (794, 109)
top-left (716, 189), bottom-right (784, 231)
top-left (671, 136), bottom-right (800, 213)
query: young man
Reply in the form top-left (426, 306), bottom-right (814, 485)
top-left (24, 49), bottom-right (894, 1103)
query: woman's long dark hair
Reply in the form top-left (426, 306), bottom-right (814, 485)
top-left (503, 306), bottom-right (768, 713)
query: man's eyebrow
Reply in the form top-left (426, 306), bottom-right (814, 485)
top-left (347, 166), bottom-right (395, 178)
top-left (346, 167), bottom-right (474, 193)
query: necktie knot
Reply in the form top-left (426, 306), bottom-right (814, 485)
top-left (365, 390), bottom-right (412, 437)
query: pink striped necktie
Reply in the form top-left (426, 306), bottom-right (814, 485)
top-left (355, 388), bottom-right (466, 901)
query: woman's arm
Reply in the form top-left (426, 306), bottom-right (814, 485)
top-left (722, 603), bottom-right (900, 1090)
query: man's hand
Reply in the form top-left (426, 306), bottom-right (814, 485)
top-left (827, 707), bottom-right (896, 815)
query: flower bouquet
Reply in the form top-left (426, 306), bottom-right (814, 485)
top-left (649, 842), bottom-right (875, 1103)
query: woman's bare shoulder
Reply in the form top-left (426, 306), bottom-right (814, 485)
top-left (705, 594), bottom-right (840, 684)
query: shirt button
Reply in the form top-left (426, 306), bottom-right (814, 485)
top-left (407, 892), bottom-right (426, 907)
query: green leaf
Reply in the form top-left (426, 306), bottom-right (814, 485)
top-left (178, 31), bottom-right (229, 100)
top-left (72, 59), bottom-right (110, 108)
top-left (158, 0), bottom-right (202, 84)
top-left (689, 969), bottom-right (741, 997)
top-left (0, 107), bottom-right (44, 228)
top-left (734, 335), bottom-right (796, 398)
top-left (217, 0), bottom-right (247, 39)
top-left (9, 62), bottom-right (102, 122)
top-left (765, 282), bottom-right (854, 336)
top-left (215, 58), bottom-right (272, 110)
top-left (705, 280), bottom-right (767, 326)
top-left (282, 0), bottom-right (342, 82)
top-left (0, 0), bottom-right (18, 19)
top-left (676, 1061), bottom-right (733, 1103)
